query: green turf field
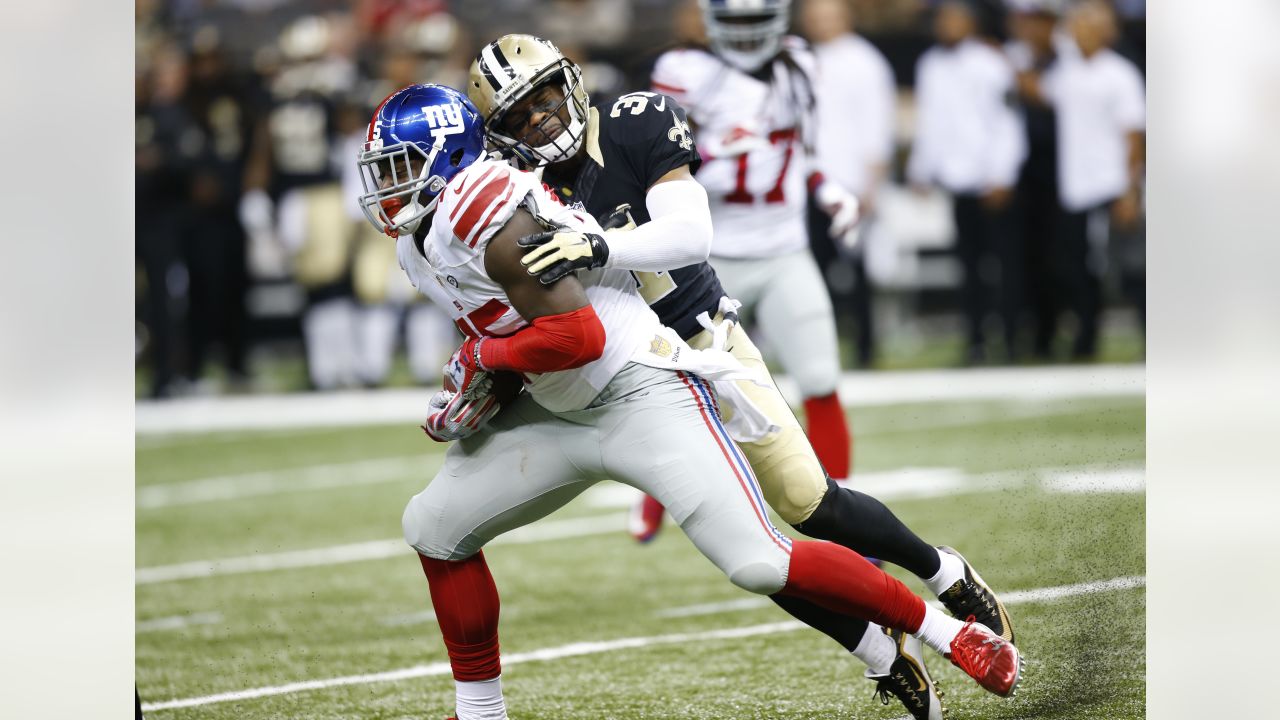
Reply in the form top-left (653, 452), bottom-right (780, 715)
top-left (136, 394), bottom-right (1145, 719)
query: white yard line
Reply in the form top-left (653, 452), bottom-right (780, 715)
top-left (138, 455), bottom-right (440, 509)
top-left (137, 401), bottom-right (1130, 511)
top-left (136, 364), bottom-right (1144, 436)
top-left (654, 575), bottom-right (1148, 620)
top-left (136, 513), bottom-right (627, 585)
top-left (141, 575), bottom-right (1146, 712)
top-left (136, 612), bottom-right (223, 634)
top-left (137, 465), bottom-right (1143, 585)
top-left (1040, 467), bottom-right (1146, 494)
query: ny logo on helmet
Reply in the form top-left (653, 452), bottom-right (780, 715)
top-left (423, 103), bottom-right (466, 143)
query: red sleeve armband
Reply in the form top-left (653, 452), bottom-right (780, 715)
top-left (478, 305), bottom-right (606, 374)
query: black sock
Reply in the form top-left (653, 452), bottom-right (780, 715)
top-left (793, 478), bottom-right (942, 580)
top-left (769, 593), bottom-right (871, 654)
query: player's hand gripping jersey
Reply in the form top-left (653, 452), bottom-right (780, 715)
top-left (400, 158), bottom-right (753, 412)
top-left (652, 39), bottom-right (819, 259)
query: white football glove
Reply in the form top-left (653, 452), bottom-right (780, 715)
top-left (814, 179), bottom-right (862, 250)
top-left (695, 297), bottom-right (744, 353)
top-left (421, 388), bottom-right (501, 442)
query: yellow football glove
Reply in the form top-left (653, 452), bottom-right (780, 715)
top-left (517, 204), bottom-right (635, 285)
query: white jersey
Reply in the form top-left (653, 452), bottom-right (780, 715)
top-left (398, 159), bottom-right (660, 412)
top-left (652, 40), bottom-right (818, 259)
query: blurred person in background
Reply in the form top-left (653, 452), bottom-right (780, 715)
top-left (652, 0), bottom-right (862, 482)
top-left (1006, 0), bottom-right (1066, 359)
top-left (1022, 0), bottom-right (1145, 357)
top-left (907, 0), bottom-right (1025, 363)
top-left (241, 14), bottom-right (362, 390)
top-left (181, 26), bottom-right (252, 390)
top-left (800, 0), bottom-right (896, 368)
top-left (136, 41), bottom-right (195, 398)
top-left (535, 0), bottom-right (633, 57)
top-left (342, 10), bottom-right (468, 386)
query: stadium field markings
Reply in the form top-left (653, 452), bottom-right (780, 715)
top-left (138, 401), bottom-right (1133, 510)
top-left (140, 574), bottom-right (1146, 712)
top-left (134, 364), bottom-right (1144, 435)
top-left (136, 612), bottom-right (223, 634)
top-left (655, 574), bottom-right (1147, 618)
top-left (137, 455), bottom-right (440, 509)
top-left (136, 513), bottom-right (627, 585)
top-left (137, 465), bottom-right (1143, 584)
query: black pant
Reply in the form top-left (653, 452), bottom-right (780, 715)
top-left (1018, 180), bottom-right (1065, 358)
top-left (183, 205), bottom-right (249, 379)
top-left (807, 199), bottom-right (874, 367)
top-left (1054, 203), bottom-right (1108, 359)
top-left (951, 193), bottom-right (1018, 360)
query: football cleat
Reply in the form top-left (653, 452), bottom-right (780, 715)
top-left (945, 620), bottom-right (1023, 698)
top-left (866, 627), bottom-right (946, 720)
top-left (936, 546), bottom-right (1016, 644)
top-left (628, 494), bottom-right (666, 543)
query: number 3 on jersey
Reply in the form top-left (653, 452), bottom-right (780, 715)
top-left (610, 91), bottom-right (666, 118)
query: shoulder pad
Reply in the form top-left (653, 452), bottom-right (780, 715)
top-left (435, 160), bottom-right (526, 252)
top-left (652, 49), bottom-right (719, 102)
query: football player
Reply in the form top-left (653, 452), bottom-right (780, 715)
top-left (241, 15), bottom-right (360, 389)
top-left (465, 35), bottom-right (1018, 720)
top-left (357, 83), bottom-right (1021, 720)
top-left (652, 0), bottom-right (859, 483)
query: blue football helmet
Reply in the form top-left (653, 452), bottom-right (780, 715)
top-left (699, 0), bottom-right (791, 72)
top-left (357, 84), bottom-right (487, 238)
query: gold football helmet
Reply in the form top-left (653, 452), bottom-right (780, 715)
top-left (468, 34), bottom-right (589, 166)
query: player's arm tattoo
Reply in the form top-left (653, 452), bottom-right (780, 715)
top-left (484, 208), bottom-right (591, 322)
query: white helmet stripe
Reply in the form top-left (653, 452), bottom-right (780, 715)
top-left (480, 44), bottom-right (513, 89)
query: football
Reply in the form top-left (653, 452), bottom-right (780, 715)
top-left (443, 369), bottom-right (525, 406)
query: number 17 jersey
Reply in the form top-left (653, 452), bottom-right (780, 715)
top-left (652, 43), bottom-right (818, 259)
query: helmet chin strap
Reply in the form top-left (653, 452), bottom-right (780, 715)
top-left (530, 115), bottom-right (585, 164)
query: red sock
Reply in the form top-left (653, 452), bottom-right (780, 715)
top-left (803, 393), bottom-right (851, 478)
top-left (418, 551), bottom-right (502, 681)
top-left (779, 540), bottom-right (925, 633)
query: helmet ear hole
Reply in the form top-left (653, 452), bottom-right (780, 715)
top-left (450, 148), bottom-right (466, 167)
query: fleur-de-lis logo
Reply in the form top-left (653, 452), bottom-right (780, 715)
top-left (668, 110), bottom-right (693, 151)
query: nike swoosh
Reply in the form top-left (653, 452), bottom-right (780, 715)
top-left (452, 177), bottom-right (468, 194)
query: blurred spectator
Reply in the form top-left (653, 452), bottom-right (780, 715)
top-left (800, 0), bottom-right (896, 367)
top-left (1025, 0), bottom-right (1146, 357)
top-left (907, 0), bottom-right (1025, 363)
top-left (535, 0), bottom-right (633, 55)
top-left (1006, 0), bottom-right (1066, 358)
top-left (182, 27), bottom-right (253, 388)
top-left (341, 12), bottom-right (468, 386)
top-left (136, 42), bottom-right (195, 397)
top-left (241, 14), bottom-right (362, 389)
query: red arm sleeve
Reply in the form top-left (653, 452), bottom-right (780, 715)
top-left (478, 305), bottom-right (607, 374)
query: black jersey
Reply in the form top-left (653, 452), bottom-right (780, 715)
top-left (265, 64), bottom-right (343, 198)
top-left (543, 91), bottom-right (725, 341)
